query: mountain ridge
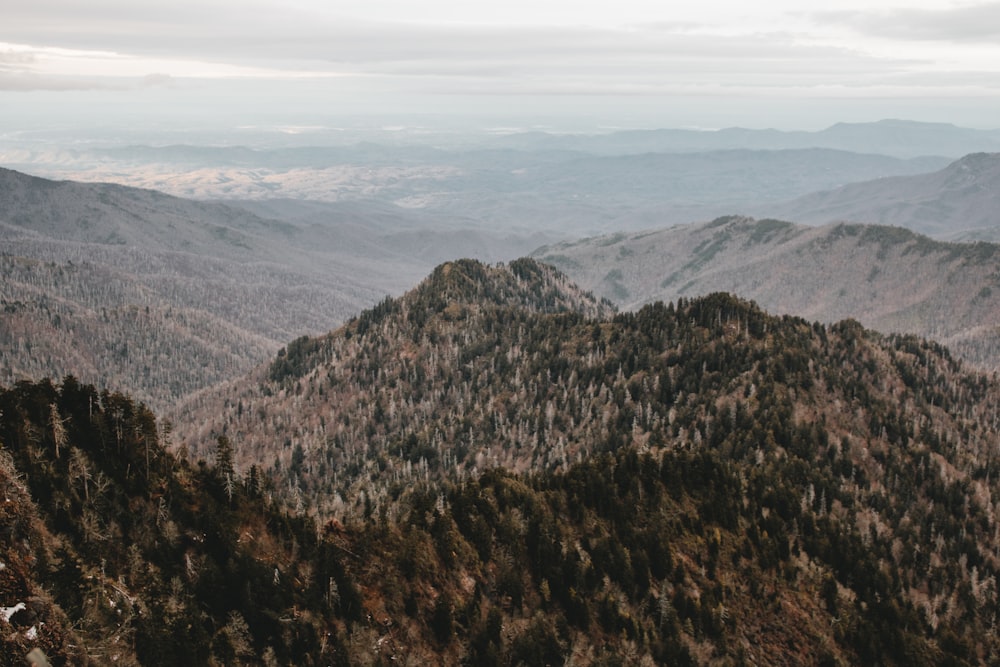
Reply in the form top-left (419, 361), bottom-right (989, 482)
top-left (490, 119), bottom-right (1000, 158)
top-left (533, 216), bottom-right (1000, 370)
top-left (762, 152), bottom-right (1000, 238)
top-left (4, 143), bottom-right (953, 236)
top-left (164, 258), bottom-right (1000, 664)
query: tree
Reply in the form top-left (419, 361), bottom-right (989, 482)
top-left (49, 402), bottom-right (68, 459)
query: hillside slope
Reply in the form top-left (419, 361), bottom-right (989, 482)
top-left (169, 259), bottom-right (1000, 664)
top-left (534, 217), bottom-right (1000, 370)
top-left (762, 153), bottom-right (1000, 238)
top-left (0, 168), bottom-right (548, 410)
top-left (0, 378), bottom-right (366, 665)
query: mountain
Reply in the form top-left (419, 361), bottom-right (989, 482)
top-left (7, 260), bottom-right (1000, 663)
top-left (0, 168), bottom-right (547, 411)
top-left (164, 258), bottom-right (1000, 664)
top-left (420, 148), bottom-right (948, 233)
top-left (16, 150), bottom-right (971, 414)
top-left (5, 144), bottom-right (951, 236)
top-left (533, 216), bottom-right (1000, 370)
top-left (0, 166), bottom-right (301, 257)
top-left (816, 120), bottom-right (1000, 159)
top-left (491, 119), bottom-right (1000, 158)
top-left (762, 153), bottom-right (1000, 238)
top-left (0, 166), bottom-right (398, 411)
top-left (172, 257), bottom-right (617, 485)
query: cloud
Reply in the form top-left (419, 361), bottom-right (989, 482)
top-left (2, 2), bottom-right (893, 72)
top-left (0, 49), bottom-right (37, 71)
top-left (4, 0), bottom-right (1000, 132)
top-left (0, 18), bottom-right (826, 102)
top-left (0, 18), bottom-right (974, 112)
top-left (5, 19), bottom-right (915, 87)
top-left (141, 72), bottom-right (175, 87)
top-left (0, 73), bottom-right (117, 91)
top-left (816, 2), bottom-right (1000, 42)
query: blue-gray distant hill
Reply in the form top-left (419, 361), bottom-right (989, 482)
top-left (762, 153), bottom-right (1000, 239)
top-left (4, 141), bottom-right (952, 236)
top-left (491, 119), bottom-right (1000, 159)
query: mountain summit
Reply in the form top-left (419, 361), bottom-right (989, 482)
top-left (262, 258), bottom-right (614, 384)
top-left (405, 258), bottom-right (615, 318)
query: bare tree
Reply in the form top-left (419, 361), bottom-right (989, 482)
top-left (49, 402), bottom-right (69, 459)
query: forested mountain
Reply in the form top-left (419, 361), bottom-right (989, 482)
top-left (161, 258), bottom-right (1000, 664)
top-left (763, 153), bottom-right (1000, 238)
top-left (534, 216), bottom-right (1000, 370)
top-left (0, 168), bottom-right (545, 411)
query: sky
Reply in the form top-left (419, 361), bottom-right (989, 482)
top-left (3, 0), bottom-right (1000, 136)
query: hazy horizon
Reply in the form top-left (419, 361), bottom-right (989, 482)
top-left (4, 0), bottom-right (1000, 140)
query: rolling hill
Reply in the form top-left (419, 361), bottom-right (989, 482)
top-left (533, 216), bottom-right (1000, 370)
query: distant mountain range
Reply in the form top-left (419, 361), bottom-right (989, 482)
top-left (489, 118), bottom-right (1000, 158)
top-left (761, 152), bottom-right (1000, 238)
top-left (534, 215), bottom-right (1000, 370)
top-left (2, 137), bottom-right (955, 236)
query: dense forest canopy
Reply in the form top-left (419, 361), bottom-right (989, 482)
top-left (167, 259), bottom-right (1000, 664)
top-left (1, 259), bottom-right (999, 663)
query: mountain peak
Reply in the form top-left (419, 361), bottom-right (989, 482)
top-left (949, 151), bottom-right (1000, 170)
top-left (939, 152), bottom-right (1000, 192)
top-left (405, 257), bottom-right (615, 319)
top-left (266, 258), bottom-right (614, 385)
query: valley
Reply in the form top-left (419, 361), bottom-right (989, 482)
top-left (2, 127), bottom-right (954, 236)
top-left (3, 119), bottom-right (1000, 665)
top-left (0, 168), bottom-right (549, 410)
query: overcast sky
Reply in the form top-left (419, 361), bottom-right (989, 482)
top-left (3, 0), bottom-right (1000, 135)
